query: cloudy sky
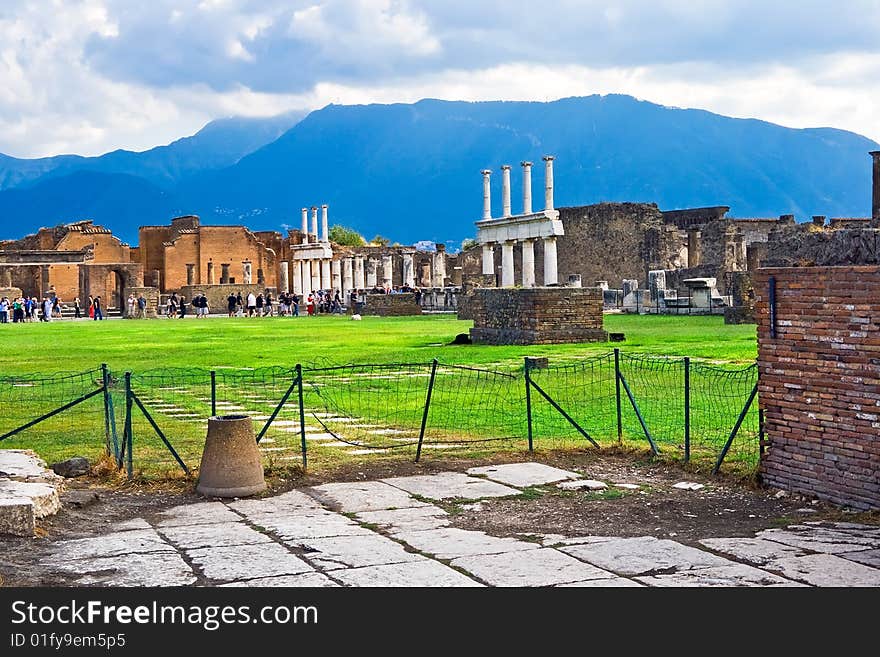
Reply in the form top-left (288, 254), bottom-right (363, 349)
top-left (2, 0), bottom-right (880, 158)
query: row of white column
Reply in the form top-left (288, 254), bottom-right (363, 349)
top-left (289, 253), bottom-right (416, 297)
top-left (482, 237), bottom-right (558, 287)
top-left (301, 205), bottom-right (330, 243)
top-left (482, 156), bottom-right (554, 220)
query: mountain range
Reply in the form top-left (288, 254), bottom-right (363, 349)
top-left (1, 95), bottom-right (877, 247)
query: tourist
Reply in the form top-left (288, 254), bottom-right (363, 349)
top-left (255, 293), bottom-right (264, 316)
top-left (306, 292), bottom-right (315, 316)
top-left (12, 297), bottom-right (24, 323)
top-left (29, 297), bottom-right (38, 321)
top-left (23, 296), bottom-right (33, 321)
top-left (227, 292), bottom-right (237, 318)
top-left (93, 296), bottom-right (104, 320)
top-left (42, 296), bottom-right (53, 322)
top-left (292, 293), bottom-right (300, 317)
top-left (52, 295), bottom-right (62, 318)
top-left (74, 297), bottom-right (81, 318)
top-left (179, 295), bottom-right (187, 319)
top-left (264, 291), bottom-right (273, 316)
top-left (0, 296), bottom-right (8, 323)
top-left (166, 295), bottom-right (177, 318)
top-left (246, 291), bottom-right (257, 317)
top-left (137, 294), bottom-right (147, 318)
top-left (236, 291), bottom-right (244, 316)
top-left (127, 293), bottom-right (136, 318)
top-left (88, 295), bottom-right (94, 319)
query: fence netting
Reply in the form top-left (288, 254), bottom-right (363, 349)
top-left (0, 353), bottom-right (762, 479)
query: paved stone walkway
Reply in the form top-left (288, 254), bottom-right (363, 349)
top-left (39, 463), bottom-right (880, 587)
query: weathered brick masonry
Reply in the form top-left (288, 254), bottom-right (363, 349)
top-left (469, 287), bottom-right (607, 345)
top-left (755, 266), bottom-right (880, 510)
top-left (361, 293), bottom-right (423, 316)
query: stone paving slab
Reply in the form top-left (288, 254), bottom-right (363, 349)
top-left (254, 514), bottom-right (373, 541)
top-left (560, 536), bottom-right (732, 576)
top-left (51, 551), bottom-right (196, 587)
top-left (228, 490), bottom-right (323, 515)
top-left (219, 572), bottom-right (338, 587)
top-left (0, 499), bottom-right (34, 537)
top-left (466, 463), bottom-right (580, 487)
top-left (154, 502), bottom-right (242, 527)
top-left (558, 480), bottom-right (607, 491)
top-left (114, 518), bottom-right (154, 531)
top-left (331, 560), bottom-right (482, 587)
top-left (160, 521), bottom-right (273, 550)
top-left (451, 548), bottom-right (616, 587)
top-left (757, 527), bottom-right (879, 554)
top-left (636, 563), bottom-right (801, 587)
top-left (840, 549), bottom-right (880, 568)
top-left (699, 538), bottom-right (807, 566)
top-left (0, 449), bottom-right (62, 481)
top-left (309, 481), bottom-right (429, 513)
top-left (768, 553), bottom-right (880, 587)
top-left (49, 529), bottom-right (174, 561)
top-left (392, 527), bottom-right (541, 560)
top-left (293, 534), bottom-right (423, 570)
top-left (355, 506), bottom-right (450, 532)
top-left (0, 479), bottom-right (61, 518)
top-left (187, 542), bottom-right (314, 581)
top-left (382, 472), bottom-right (521, 501)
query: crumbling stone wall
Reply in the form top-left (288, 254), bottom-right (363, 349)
top-left (362, 293), bottom-right (422, 316)
top-left (469, 287), bottom-right (607, 345)
top-left (763, 226), bottom-right (880, 267)
top-left (755, 265), bottom-right (880, 510)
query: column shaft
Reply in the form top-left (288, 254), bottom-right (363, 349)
top-left (521, 239), bottom-right (535, 287)
top-left (501, 241), bottom-right (516, 288)
top-left (481, 244), bottom-right (495, 276)
top-left (543, 237), bottom-right (558, 285)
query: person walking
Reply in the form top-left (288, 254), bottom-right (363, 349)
top-left (127, 293), bottom-right (136, 318)
top-left (52, 295), bottom-right (62, 319)
top-left (0, 297), bottom-right (8, 323)
top-left (246, 291), bottom-right (257, 317)
top-left (264, 292), bottom-right (273, 317)
top-left (137, 294), bottom-right (147, 319)
top-left (42, 297), bottom-right (53, 322)
top-left (74, 297), bottom-right (81, 319)
top-left (292, 293), bottom-right (300, 317)
top-left (93, 296), bottom-right (104, 320)
top-left (178, 295), bottom-right (187, 319)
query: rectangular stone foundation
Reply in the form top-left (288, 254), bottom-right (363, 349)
top-left (469, 287), bottom-right (607, 345)
top-left (362, 293), bottom-right (422, 316)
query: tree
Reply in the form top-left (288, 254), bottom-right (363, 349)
top-left (369, 234), bottom-right (390, 246)
top-left (328, 225), bottom-right (366, 246)
top-left (461, 238), bottom-right (477, 251)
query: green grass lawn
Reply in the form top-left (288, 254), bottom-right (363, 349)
top-left (0, 313), bottom-right (759, 479)
top-left (0, 313), bottom-right (756, 375)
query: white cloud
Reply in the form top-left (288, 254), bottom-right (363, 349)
top-left (1, 1), bottom-right (880, 157)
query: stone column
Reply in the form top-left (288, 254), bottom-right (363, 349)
top-left (481, 243), bottom-right (495, 276)
top-left (310, 206), bottom-right (318, 241)
top-left (543, 155), bottom-right (555, 211)
top-left (481, 169), bottom-right (492, 220)
top-left (310, 259), bottom-right (320, 292)
top-left (301, 208), bottom-right (308, 237)
top-left (366, 258), bottom-right (378, 287)
top-left (382, 254), bottom-right (393, 287)
top-left (206, 263), bottom-right (214, 285)
top-left (321, 259), bottom-right (331, 290)
top-left (299, 261), bottom-right (308, 294)
top-left (342, 258), bottom-right (354, 297)
top-left (186, 264), bottom-right (195, 286)
top-left (279, 261), bottom-right (289, 293)
top-left (331, 259), bottom-right (341, 293)
top-left (321, 204), bottom-right (329, 242)
top-left (501, 164), bottom-right (512, 217)
top-left (354, 256), bottom-right (365, 290)
top-left (432, 246), bottom-right (447, 287)
top-left (871, 151), bottom-right (880, 228)
top-left (402, 253), bottom-right (415, 288)
top-left (292, 261), bottom-right (302, 295)
top-left (543, 236), bottom-right (558, 285)
top-left (501, 240), bottom-right (516, 288)
top-left (687, 229), bottom-right (702, 267)
top-left (521, 239), bottom-right (536, 287)
top-left (243, 261), bottom-right (252, 285)
top-left (521, 161), bottom-right (532, 214)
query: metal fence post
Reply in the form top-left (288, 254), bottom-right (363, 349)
top-left (296, 364), bottom-right (307, 470)
top-left (124, 371), bottom-right (133, 478)
top-left (415, 359), bottom-right (439, 463)
top-left (614, 348), bottom-right (623, 443)
top-left (210, 370), bottom-right (217, 417)
top-left (684, 357), bottom-right (691, 462)
top-left (101, 363), bottom-right (112, 455)
top-left (524, 358), bottom-right (533, 452)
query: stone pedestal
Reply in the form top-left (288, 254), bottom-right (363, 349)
top-left (196, 415), bottom-right (266, 498)
top-left (469, 287), bottom-right (607, 345)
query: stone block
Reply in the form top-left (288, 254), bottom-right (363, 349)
top-left (466, 462), bottom-right (579, 487)
top-left (0, 498), bottom-right (34, 536)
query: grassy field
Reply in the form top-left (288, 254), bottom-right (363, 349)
top-left (0, 313), bottom-right (759, 479)
top-left (0, 313), bottom-right (757, 375)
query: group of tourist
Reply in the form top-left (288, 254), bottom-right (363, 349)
top-left (155, 292), bottom-right (209, 319)
top-left (0, 295), bottom-right (108, 322)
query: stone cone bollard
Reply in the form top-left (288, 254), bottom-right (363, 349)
top-left (196, 415), bottom-right (266, 498)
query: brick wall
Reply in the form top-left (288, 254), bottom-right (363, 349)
top-left (469, 287), bottom-right (607, 345)
top-left (362, 293), bottom-right (422, 316)
top-left (755, 265), bottom-right (880, 510)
